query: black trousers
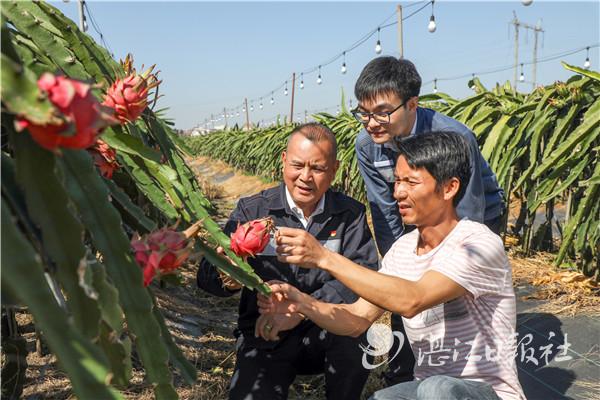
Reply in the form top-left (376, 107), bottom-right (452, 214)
top-left (384, 315), bottom-right (415, 386)
top-left (229, 322), bottom-right (371, 400)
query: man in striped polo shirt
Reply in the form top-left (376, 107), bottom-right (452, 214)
top-left (258, 132), bottom-right (525, 400)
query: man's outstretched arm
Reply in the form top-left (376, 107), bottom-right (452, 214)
top-left (257, 282), bottom-right (384, 338)
top-left (275, 227), bottom-right (468, 318)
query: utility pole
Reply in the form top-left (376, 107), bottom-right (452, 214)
top-left (397, 4), bottom-right (404, 58)
top-left (511, 12), bottom-right (544, 90)
top-left (531, 19), bottom-right (543, 90)
top-left (511, 11), bottom-right (520, 89)
top-left (244, 97), bottom-right (250, 130)
top-left (223, 107), bottom-right (228, 129)
top-left (77, 0), bottom-right (87, 32)
top-left (290, 72), bottom-right (296, 125)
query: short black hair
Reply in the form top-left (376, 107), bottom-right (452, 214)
top-left (354, 57), bottom-right (422, 104)
top-left (397, 131), bottom-right (471, 206)
top-left (287, 122), bottom-right (337, 161)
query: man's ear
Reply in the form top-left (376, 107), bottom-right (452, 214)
top-left (408, 96), bottom-right (419, 111)
top-left (282, 151), bottom-right (287, 167)
top-left (443, 177), bottom-right (461, 202)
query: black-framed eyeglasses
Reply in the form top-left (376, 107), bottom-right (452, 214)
top-left (351, 101), bottom-right (406, 125)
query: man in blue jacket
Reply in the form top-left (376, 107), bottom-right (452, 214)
top-left (198, 123), bottom-right (379, 399)
top-left (352, 56), bottom-right (505, 385)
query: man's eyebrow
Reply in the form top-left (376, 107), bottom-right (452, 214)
top-left (360, 103), bottom-right (394, 112)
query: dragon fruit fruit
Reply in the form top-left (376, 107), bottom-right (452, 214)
top-left (103, 54), bottom-right (160, 124)
top-left (230, 217), bottom-right (275, 258)
top-left (131, 222), bottom-right (202, 287)
top-left (15, 73), bottom-right (116, 151)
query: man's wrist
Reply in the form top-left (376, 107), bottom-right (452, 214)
top-left (297, 293), bottom-right (316, 320)
top-left (317, 249), bottom-right (337, 273)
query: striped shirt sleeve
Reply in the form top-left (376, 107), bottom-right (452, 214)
top-left (431, 231), bottom-right (509, 299)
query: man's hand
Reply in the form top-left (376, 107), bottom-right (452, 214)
top-left (216, 246), bottom-right (243, 291)
top-left (274, 227), bottom-right (329, 269)
top-left (254, 312), bottom-right (304, 341)
top-left (255, 281), bottom-right (310, 341)
top-left (257, 281), bottom-right (306, 315)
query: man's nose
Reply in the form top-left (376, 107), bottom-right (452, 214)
top-left (366, 116), bottom-right (381, 130)
top-left (394, 183), bottom-right (407, 200)
top-left (299, 166), bottom-right (312, 180)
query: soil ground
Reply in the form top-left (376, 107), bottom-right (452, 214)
top-left (14, 156), bottom-right (600, 400)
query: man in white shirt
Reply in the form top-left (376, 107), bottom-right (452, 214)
top-left (258, 131), bottom-right (525, 400)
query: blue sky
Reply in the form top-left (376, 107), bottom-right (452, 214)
top-left (52, 1), bottom-right (599, 130)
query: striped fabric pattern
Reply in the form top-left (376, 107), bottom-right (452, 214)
top-left (380, 219), bottom-right (525, 400)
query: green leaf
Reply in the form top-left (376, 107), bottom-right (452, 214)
top-left (0, 53), bottom-right (57, 124)
top-left (2, 1), bottom-right (89, 79)
top-left (13, 132), bottom-right (101, 339)
top-left (149, 291), bottom-right (197, 385)
top-left (555, 162), bottom-right (600, 265)
top-left (1, 200), bottom-right (121, 400)
top-left (102, 127), bottom-right (162, 163)
top-left (60, 149), bottom-right (178, 400)
top-left (532, 98), bottom-right (600, 180)
top-left (481, 114), bottom-right (510, 162)
top-left (103, 178), bottom-right (157, 233)
top-left (562, 61), bottom-right (600, 82)
top-left (97, 322), bottom-right (132, 388)
top-left (119, 153), bottom-right (179, 220)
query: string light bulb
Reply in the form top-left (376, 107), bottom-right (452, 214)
top-left (341, 51), bottom-right (347, 74)
top-left (270, 91), bottom-right (274, 105)
top-left (433, 78), bottom-right (438, 94)
top-left (375, 27), bottom-right (382, 54)
top-left (259, 98), bottom-right (263, 110)
top-left (428, 1), bottom-right (436, 33)
top-left (284, 81), bottom-right (288, 96)
top-left (584, 47), bottom-right (591, 69)
top-left (250, 102), bottom-right (254, 112)
top-left (317, 65), bottom-right (322, 85)
top-left (522, 0), bottom-right (533, 6)
top-left (300, 73), bottom-right (305, 89)
top-left (519, 63), bottom-right (525, 82)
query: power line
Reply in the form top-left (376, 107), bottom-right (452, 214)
top-left (210, 42), bottom-right (597, 127)
top-left (208, 2), bottom-right (433, 120)
top-left (423, 43), bottom-right (599, 85)
top-left (83, 1), bottom-right (114, 57)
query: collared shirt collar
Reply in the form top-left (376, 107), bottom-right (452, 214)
top-left (383, 111), bottom-right (418, 151)
top-left (284, 186), bottom-right (326, 228)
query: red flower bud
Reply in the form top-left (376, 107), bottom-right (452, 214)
top-left (89, 139), bottom-right (119, 178)
top-left (230, 217), bottom-right (274, 258)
